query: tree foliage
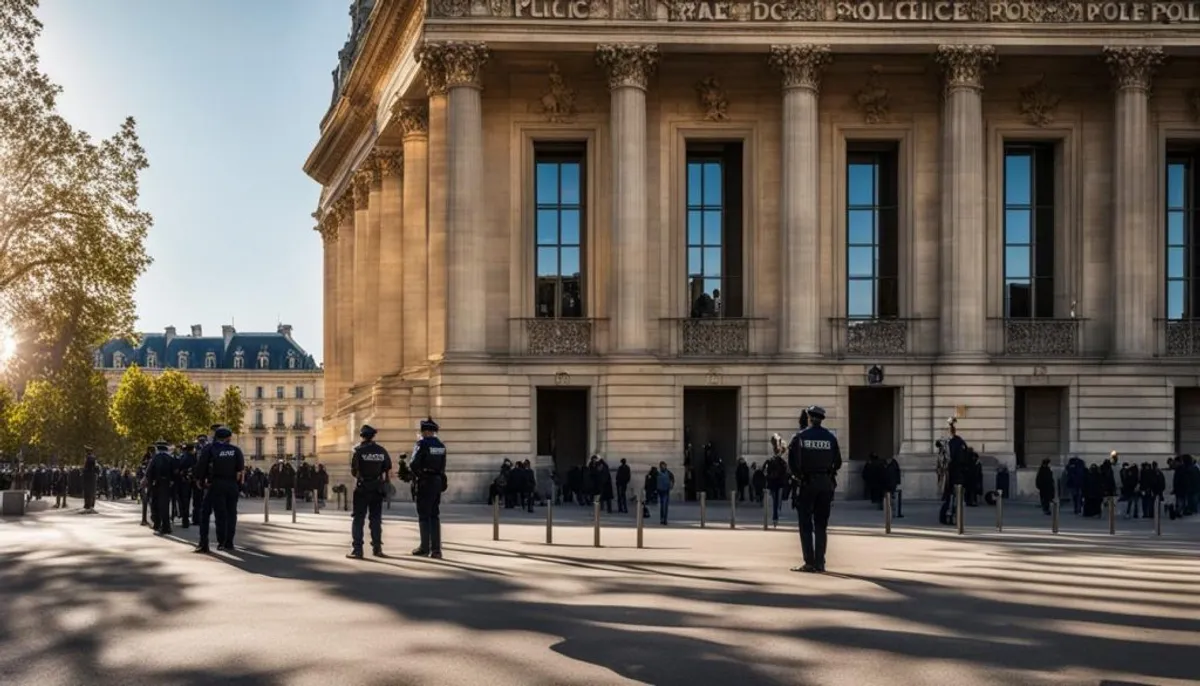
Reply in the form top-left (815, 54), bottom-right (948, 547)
top-left (6, 358), bottom-right (124, 464)
top-left (0, 0), bottom-right (151, 379)
top-left (110, 365), bottom-right (214, 448)
top-left (216, 385), bottom-right (246, 435)
top-left (109, 364), bottom-right (159, 450)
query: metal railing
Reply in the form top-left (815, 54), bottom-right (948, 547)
top-left (994, 317), bottom-right (1083, 357)
top-left (511, 317), bottom-right (600, 356)
top-left (828, 317), bottom-right (926, 357)
top-left (1157, 318), bottom-right (1200, 357)
top-left (665, 317), bottom-right (762, 357)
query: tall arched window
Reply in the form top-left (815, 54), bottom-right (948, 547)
top-left (205, 351), bottom-right (217, 368)
top-left (177, 350), bottom-right (190, 368)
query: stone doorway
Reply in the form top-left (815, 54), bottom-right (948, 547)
top-left (683, 387), bottom-right (739, 502)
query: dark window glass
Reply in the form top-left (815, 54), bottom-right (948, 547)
top-left (534, 143), bottom-right (586, 318)
top-left (845, 144), bottom-right (900, 318)
top-left (686, 142), bottom-right (745, 317)
top-left (1003, 143), bottom-right (1056, 318)
top-left (1165, 151), bottom-right (1200, 320)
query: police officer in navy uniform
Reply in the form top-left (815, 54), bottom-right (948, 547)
top-left (788, 405), bottom-right (842, 573)
top-left (347, 424), bottom-right (392, 559)
top-left (82, 446), bottom-right (98, 512)
top-left (409, 417), bottom-right (447, 559)
top-left (195, 426), bottom-right (244, 552)
top-left (192, 432), bottom-right (211, 525)
top-left (175, 443), bottom-right (197, 528)
top-left (146, 440), bottom-right (177, 535)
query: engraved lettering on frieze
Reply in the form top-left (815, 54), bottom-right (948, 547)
top-left (1019, 76), bottom-right (1061, 127)
top-left (514, 0), bottom-right (593, 17)
top-left (855, 68), bottom-right (889, 124)
top-left (541, 62), bottom-right (577, 122)
top-left (695, 76), bottom-right (729, 121)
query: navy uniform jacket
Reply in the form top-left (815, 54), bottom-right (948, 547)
top-left (196, 442), bottom-right (245, 482)
top-left (146, 450), bottom-right (176, 487)
top-left (351, 441), bottom-right (392, 489)
top-left (409, 437), bottom-right (447, 492)
top-left (788, 426), bottom-right (843, 492)
top-left (176, 452), bottom-right (197, 482)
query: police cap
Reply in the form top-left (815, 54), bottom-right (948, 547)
top-left (214, 427), bottom-right (233, 440)
top-left (420, 417), bottom-right (439, 432)
top-left (210, 424), bottom-right (222, 432)
top-left (197, 434), bottom-right (209, 441)
top-left (359, 424), bottom-right (377, 439)
top-left (154, 440), bottom-right (170, 450)
top-left (806, 405), bottom-right (827, 420)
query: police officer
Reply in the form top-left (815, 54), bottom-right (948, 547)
top-left (146, 441), bottom-right (177, 535)
top-left (788, 405), bottom-right (842, 573)
top-left (195, 426), bottom-right (244, 552)
top-left (175, 444), bottom-right (197, 528)
top-left (139, 445), bottom-right (155, 526)
top-left (347, 425), bottom-right (392, 559)
top-left (192, 432), bottom-right (211, 525)
top-left (409, 417), bottom-right (447, 559)
top-left (82, 446), bottom-right (98, 512)
top-left (938, 418), bottom-right (968, 526)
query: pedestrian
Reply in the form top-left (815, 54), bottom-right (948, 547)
top-left (195, 426), bottom-right (244, 552)
top-left (146, 441), bottom-right (176, 535)
top-left (409, 418), bottom-right (447, 558)
top-left (788, 405), bottom-right (842, 574)
top-left (346, 424), bottom-right (392, 559)
top-left (81, 446), bottom-right (98, 513)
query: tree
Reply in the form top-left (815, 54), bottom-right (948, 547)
top-left (8, 378), bottom-right (61, 460)
top-left (0, 384), bottom-right (18, 456)
top-left (110, 364), bottom-right (161, 450)
top-left (216, 385), bottom-right (246, 435)
top-left (0, 0), bottom-right (151, 378)
top-left (154, 369), bottom-right (214, 443)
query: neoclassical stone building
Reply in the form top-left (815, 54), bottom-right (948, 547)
top-left (307, 0), bottom-right (1200, 499)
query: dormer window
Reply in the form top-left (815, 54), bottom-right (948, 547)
top-left (233, 347), bottom-right (245, 369)
top-left (113, 352), bottom-right (125, 369)
top-left (286, 349), bottom-right (298, 369)
top-left (257, 346), bottom-right (270, 369)
top-left (93, 350), bottom-right (103, 368)
top-left (205, 351), bottom-right (217, 369)
top-left (146, 350), bottom-right (158, 369)
top-left (177, 350), bottom-right (190, 369)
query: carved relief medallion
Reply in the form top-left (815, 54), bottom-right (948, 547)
top-left (1018, 77), bottom-right (1060, 127)
top-left (695, 76), bottom-right (729, 121)
top-left (541, 62), bottom-right (578, 122)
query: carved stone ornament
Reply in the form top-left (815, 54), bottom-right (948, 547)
top-left (855, 68), bottom-right (889, 124)
top-left (680, 319), bottom-right (750, 356)
top-left (333, 194), bottom-right (354, 224)
top-left (526, 319), bottom-right (594, 356)
top-left (429, 0), bottom-right (470, 17)
top-left (375, 149), bottom-right (403, 178)
top-left (588, 0), bottom-right (611, 19)
top-left (781, 0), bottom-right (823, 20)
top-left (392, 101), bottom-right (429, 138)
top-left (625, 0), bottom-right (645, 19)
top-left (554, 371), bottom-right (572, 385)
top-left (488, 0), bottom-right (512, 17)
top-left (541, 62), bottom-right (578, 123)
top-left (695, 76), bottom-right (728, 122)
top-left (1018, 77), bottom-right (1061, 127)
top-left (935, 45), bottom-right (997, 91)
top-left (767, 45), bottom-right (832, 93)
top-left (1189, 89), bottom-right (1200, 124)
top-left (1103, 47), bottom-right (1165, 92)
top-left (417, 41), bottom-right (490, 94)
top-left (315, 211), bottom-right (339, 244)
top-left (352, 168), bottom-right (372, 210)
top-left (595, 44), bottom-right (660, 91)
top-left (1028, 0), bottom-right (1084, 22)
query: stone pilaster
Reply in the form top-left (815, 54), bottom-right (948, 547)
top-left (935, 45), bottom-right (995, 357)
top-left (317, 208), bottom-right (341, 417)
top-left (769, 44), bottom-right (831, 356)
top-left (376, 149), bottom-right (405, 376)
top-left (596, 43), bottom-right (659, 354)
top-left (396, 101), bottom-right (430, 370)
top-left (1105, 46), bottom-right (1163, 358)
top-left (352, 163), bottom-right (373, 387)
top-left (334, 196), bottom-right (356, 404)
top-left (416, 44), bottom-right (451, 361)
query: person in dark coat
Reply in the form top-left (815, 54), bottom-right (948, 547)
top-left (594, 456), bottom-right (614, 513)
top-left (1064, 456), bottom-right (1086, 515)
top-left (735, 458), bottom-right (750, 502)
top-left (883, 455), bottom-right (901, 512)
top-left (1083, 464), bottom-right (1104, 517)
top-left (1035, 459), bottom-right (1055, 515)
top-left (751, 462), bottom-right (766, 503)
top-left (862, 454), bottom-right (882, 506)
top-left (615, 459), bottom-right (631, 513)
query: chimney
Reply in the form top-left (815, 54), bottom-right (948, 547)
top-left (164, 326), bottom-right (176, 346)
top-left (277, 323), bottom-right (293, 340)
top-left (191, 324), bottom-right (202, 337)
top-left (222, 324), bottom-right (236, 351)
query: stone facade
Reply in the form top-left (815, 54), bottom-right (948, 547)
top-left (306, 0), bottom-right (1200, 500)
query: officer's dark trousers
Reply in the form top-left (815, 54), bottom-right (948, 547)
top-left (141, 487), bottom-right (150, 524)
top-left (416, 487), bottom-right (442, 552)
top-left (83, 481), bottom-right (96, 510)
top-left (209, 479), bottom-right (239, 547)
top-left (197, 488), bottom-right (213, 547)
top-left (616, 485), bottom-right (627, 513)
top-left (797, 487), bottom-right (834, 567)
top-left (175, 481), bottom-right (192, 526)
top-left (151, 485), bottom-right (173, 533)
top-left (351, 486), bottom-right (383, 552)
top-left (191, 485), bottom-right (205, 525)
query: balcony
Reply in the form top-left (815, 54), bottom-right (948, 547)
top-left (514, 317), bottom-right (598, 356)
top-left (997, 318), bottom-right (1082, 357)
top-left (1159, 319), bottom-right (1200, 357)
top-left (668, 317), bottom-right (757, 357)
top-left (830, 318), bottom-right (917, 357)
top-left (273, 422), bottom-right (287, 430)
top-left (291, 423), bottom-right (310, 431)
top-left (249, 423), bottom-right (267, 433)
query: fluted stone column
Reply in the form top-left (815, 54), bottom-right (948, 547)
top-left (317, 210), bottom-right (340, 416)
top-left (334, 197), bottom-right (355, 403)
top-left (396, 101), bottom-right (430, 370)
top-left (1105, 47), bottom-right (1163, 358)
top-left (769, 45), bottom-right (830, 356)
top-left (417, 47), bottom-right (451, 360)
top-left (351, 165), bottom-right (373, 386)
top-left (935, 45), bottom-right (995, 357)
top-left (597, 44), bottom-right (659, 354)
top-left (418, 41), bottom-right (490, 356)
top-left (376, 150), bottom-right (405, 376)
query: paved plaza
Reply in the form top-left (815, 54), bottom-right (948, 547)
top-left (1, 495), bottom-right (1198, 686)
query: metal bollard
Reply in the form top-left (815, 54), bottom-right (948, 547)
top-left (314, 491), bottom-right (320, 515)
top-left (492, 497), bottom-right (500, 541)
top-left (1051, 498), bottom-right (1060, 534)
top-left (730, 490), bottom-right (737, 529)
top-left (263, 490), bottom-right (270, 524)
top-left (1108, 495), bottom-right (1116, 535)
top-left (292, 493), bottom-right (297, 524)
top-left (700, 492), bottom-right (707, 528)
top-left (545, 498), bottom-right (553, 545)
top-left (1154, 496), bottom-right (1162, 537)
top-left (895, 488), bottom-right (904, 518)
top-left (762, 493), bottom-right (769, 530)
top-left (636, 494), bottom-right (644, 549)
top-left (996, 489), bottom-right (1004, 532)
top-left (955, 484), bottom-right (964, 535)
top-left (593, 499), bottom-right (601, 548)
top-left (884, 492), bottom-right (892, 534)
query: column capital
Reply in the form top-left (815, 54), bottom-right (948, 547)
top-left (375, 149), bottom-right (403, 178)
top-left (768, 45), bottom-right (832, 92)
top-left (1103, 46), bottom-right (1165, 92)
top-left (316, 210), bottom-right (339, 244)
top-left (352, 167), bottom-right (373, 210)
top-left (595, 43), bottom-right (660, 91)
top-left (392, 100), bottom-right (429, 139)
top-left (417, 41), bottom-right (490, 93)
top-left (935, 45), bottom-right (997, 91)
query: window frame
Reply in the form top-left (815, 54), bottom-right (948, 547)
top-left (1166, 148), bottom-right (1198, 321)
top-left (1002, 142), bottom-right (1057, 320)
top-left (532, 142), bottom-right (587, 319)
top-left (844, 144), bottom-right (901, 320)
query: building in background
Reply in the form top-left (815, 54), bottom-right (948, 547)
top-left (97, 324), bottom-right (324, 461)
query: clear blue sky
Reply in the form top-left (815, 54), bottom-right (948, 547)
top-left (36, 0), bottom-right (350, 363)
